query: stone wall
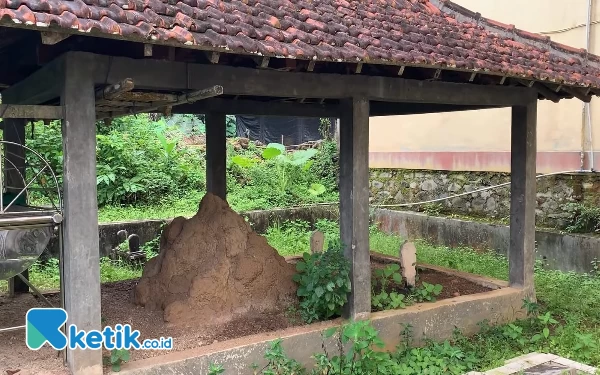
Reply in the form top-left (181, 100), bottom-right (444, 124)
top-left (369, 169), bottom-right (600, 228)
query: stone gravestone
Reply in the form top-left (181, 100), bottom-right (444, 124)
top-left (310, 230), bottom-right (324, 254)
top-left (128, 234), bottom-right (140, 253)
top-left (399, 240), bottom-right (417, 287)
top-left (127, 234), bottom-right (145, 262)
top-left (117, 229), bottom-right (128, 243)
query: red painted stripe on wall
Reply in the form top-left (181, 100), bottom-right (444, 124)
top-left (369, 151), bottom-right (600, 173)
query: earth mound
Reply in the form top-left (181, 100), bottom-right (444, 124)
top-left (134, 193), bottom-right (297, 324)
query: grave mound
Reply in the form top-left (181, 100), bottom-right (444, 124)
top-left (134, 193), bottom-right (297, 324)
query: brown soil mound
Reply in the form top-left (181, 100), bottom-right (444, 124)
top-left (134, 193), bottom-right (297, 324)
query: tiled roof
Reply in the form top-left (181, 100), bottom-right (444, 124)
top-left (1, 0), bottom-right (600, 88)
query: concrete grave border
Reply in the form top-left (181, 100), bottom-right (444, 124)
top-left (117, 256), bottom-right (527, 375)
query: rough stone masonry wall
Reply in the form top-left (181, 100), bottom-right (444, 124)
top-left (369, 169), bottom-right (600, 229)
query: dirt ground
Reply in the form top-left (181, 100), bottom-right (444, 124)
top-left (0, 263), bottom-right (491, 374)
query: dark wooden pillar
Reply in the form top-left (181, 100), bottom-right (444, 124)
top-left (61, 57), bottom-right (102, 374)
top-left (205, 112), bottom-right (227, 200)
top-left (3, 118), bottom-right (29, 295)
top-left (339, 97), bottom-right (371, 320)
top-left (509, 101), bottom-right (537, 293)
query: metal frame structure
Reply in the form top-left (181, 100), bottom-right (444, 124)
top-left (0, 138), bottom-right (64, 334)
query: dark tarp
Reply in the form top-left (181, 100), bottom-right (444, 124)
top-left (236, 116), bottom-right (334, 145)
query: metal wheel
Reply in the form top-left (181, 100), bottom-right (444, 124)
top-left (0, 140), bottom-right (62, 281)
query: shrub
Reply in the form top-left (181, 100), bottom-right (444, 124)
top-left (563, 203), bottom-right (600, 233)
top-left (292, 239), bottom-right (351, 323)
top-left (27, 115), bottom-right (207, 206)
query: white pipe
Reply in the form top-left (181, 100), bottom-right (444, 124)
top-left (585, 0), bottom-right (595, 171)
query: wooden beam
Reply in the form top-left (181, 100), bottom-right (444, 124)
top-left (0, 104), bottom-right (63, 119)
top-left (95, 78), bottom-right (135, 101)
top-left (355, 63), bottom-right (363, 74)
top-left (340, 97), bottom-right (371, 320)
top-left (97, 85), bottom-right (223, 120)
top-left (517, 80), bottom-right (560, 103)
top-left (509, 101), bottom-right (537, 294)
top-left (40, 31), bottom-right (71, 45)
top-left (40, 52), bottom-right (534, 107)
top-left (307, 60), bottom-right (316, 72)
top-left (398, 66), bottom-right (405, 76)
top-left (205, 112), bottom-right (227, 200)
top-left (172, 98), bottom-right (341, 117)
top-left (1, 53), bottom-right (66, 104)
top-left (469, 72), bottom-right (477, 82)
top-left (563, 86), bottom-right (592, 102)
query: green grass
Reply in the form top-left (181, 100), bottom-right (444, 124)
top-left (98, 190), bottom-right (339, 223)
top-left (0, 258), bottom-right (143, 292)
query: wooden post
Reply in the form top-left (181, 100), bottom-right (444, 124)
top-left (339, 97), bottom-right (371, 320)
top-left (3, 118), bottom-right (30, 295)
top-left (61, 56), bottom-right (102, 375)
top-left (206, 112), bottom-right (227, 200)
top-left (509, 101), bottom-right (537, 294)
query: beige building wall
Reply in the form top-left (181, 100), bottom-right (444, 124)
top-left (370, 0), bottom-right (600, 173)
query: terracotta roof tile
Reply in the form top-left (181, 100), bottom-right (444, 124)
top-left (1, 0), bottom-right (600, 88)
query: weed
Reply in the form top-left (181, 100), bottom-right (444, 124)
top-left (208, 363), bottom-right (225, 375)
top-left (412, 282), bottom-right (443, 302)
top-left (292, 239), bottom-right (351, 323)
top-left (108, 349), bottom-right (130, 372)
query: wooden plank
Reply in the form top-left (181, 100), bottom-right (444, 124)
top-left (340, 97), bottom-right (371, 320)
top-left (172, 98), bottom-right (341, 117)
top-left (509, 101), bottom-right (537, 293)
top-left (85, 52), bottom-right (536, 106)
top-left (0, 104), bottom-right (63, 119)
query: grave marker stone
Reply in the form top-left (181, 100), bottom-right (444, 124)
top-left (399, 240), bottom-right (417, 287)
top-left (128, 234), bottom-right (140, 253)
top-left (310, 230), bottom-right (324, 254)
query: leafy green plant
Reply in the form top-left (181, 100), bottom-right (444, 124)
top-left (573, 333), bottom-right (599, 361)
top-left (109, 349), bottom-right (130, 372)
top-left (292, 239), bottom-right (351, 323)
top-left (372, 264), bottom-right (407, 311)
top-left (502, 324), bottom-right (526, 346)
top-left (208, 363), bottom-right (225, 375)
top-left (252, 339), bottom-right (306, 374)
top-left (412, 282), bottom-right (443, 302)
top-left (531, 312), bottom-right (558, 343)
top-left (314, 320), bottom-right (394, 375)
top-left (261, 143), bottom-right (325, 196)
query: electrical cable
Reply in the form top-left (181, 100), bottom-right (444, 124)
top-left (539, 20), bottom-right (600, 35)
top-left (374, 170), bottom-right (587, 208)
top-left (268, 169), bottom-right (594, 211)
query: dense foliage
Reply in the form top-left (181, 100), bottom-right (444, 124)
top-left (26, 115), bottom-right (339, 213)
top-left (563, 203), bottom-right (600, 234)
top-left (293, 239), bottom-right (351, 323)
top-left (28, 116), bottom-right (206, 206)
